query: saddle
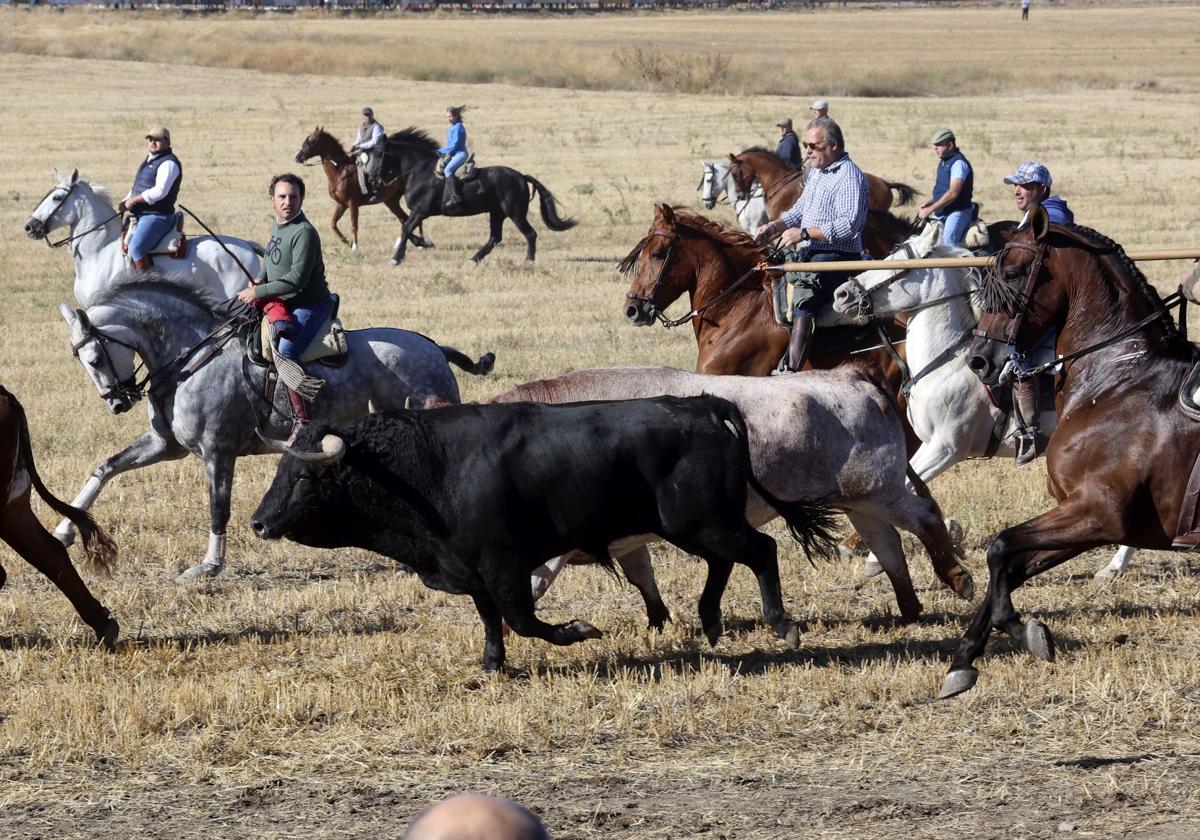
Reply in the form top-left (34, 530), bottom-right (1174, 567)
top-left (122, 213), bottom-right (187, 260)
top-left (246, 294), bottom-right (349, 369)
top-left (436, 151), bottom-right (477, 181)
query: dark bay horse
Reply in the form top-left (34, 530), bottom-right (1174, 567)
top-left (384, 128), bottom-right (576, 265)
top-left (939, 207), bottom-right (1198, 699)
top-left (295, 127), bottom-right (431, 253)
top-left (728, 148), bottom-right (917, 224)
top-left (0, 386), bottom-right (118, 647)
top-left (620, 204), bottom-right (917, 378)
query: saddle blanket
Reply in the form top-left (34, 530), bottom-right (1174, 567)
top-left (436, 151), bottom-right (477, 181)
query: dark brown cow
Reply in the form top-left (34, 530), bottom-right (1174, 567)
top-left (0, 386), bottom-right (118, 647)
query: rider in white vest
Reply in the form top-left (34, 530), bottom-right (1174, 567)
top-left (118, 127), bottom-right (182, 271)
top-left (350, 106), bottom-right (385, 198)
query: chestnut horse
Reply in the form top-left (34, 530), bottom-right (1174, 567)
top-left (727, 148), bottom-right (917, 222)
top-left (939, 208), bottom-right (1196, 699)
top-left (295, 127), bottom-right (431, 253)
top-left (620, 204), bottom-right (917, 377)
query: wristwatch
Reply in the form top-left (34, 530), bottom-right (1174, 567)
top-left (800, 227), bottom-right (811, 241)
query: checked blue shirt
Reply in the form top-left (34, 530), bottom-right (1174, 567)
top-left (779, 153), bottom-right (869, 255)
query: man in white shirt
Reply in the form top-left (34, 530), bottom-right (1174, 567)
top-left (118, 126), bottom-right (182, 271)
top-left (350, 106), bottom-right (386, 197)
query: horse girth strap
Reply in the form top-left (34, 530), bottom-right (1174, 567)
top-left (1173, 447), bottom-right (1200, 549)
top-left (875, 320), bottom-right (910, 384)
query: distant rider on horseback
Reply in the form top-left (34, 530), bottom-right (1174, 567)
top-left (1003, 161), bottom-right (1074, 466)
top-left (755, 116), bottom-right (869, 372)
top-left (118, 126), bottom-right (182, 271)
top-left (918, 128), bottom-right (974, 248)
top-left (350, 106), bottom-right (385, 199)
top-left (235, 173), bottom-right (335, 451)
top-left (438, 106), bottom-right (469, 212)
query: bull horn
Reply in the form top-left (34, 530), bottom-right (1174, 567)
top-left (404, 396), bottom-right (413, 410)
top-left (368, 399), bottom-right (379, 414)
top-left (256, 431), bottom-right (346, 464)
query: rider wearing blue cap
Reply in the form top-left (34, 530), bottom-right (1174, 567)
top-left (119, 127), bottom-right (182, 271)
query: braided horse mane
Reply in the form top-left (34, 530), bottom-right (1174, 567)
top-left (980, 222), bottom-right (1182, 344)
top-left (618, 208), bottom-right (767, 275)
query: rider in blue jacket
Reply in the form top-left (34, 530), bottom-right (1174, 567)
top-left (439, 106), bottom-right (469, 212)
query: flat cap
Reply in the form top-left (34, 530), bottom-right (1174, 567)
top-left (809, 99), bottom-right (829, 112)
top-left (930, 127), bottom-right (955, 144)
top-left (776, 117), bottom-right (793, 129)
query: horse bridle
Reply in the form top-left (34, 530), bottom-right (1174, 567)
top-left (30, 180), bottom-right (122, 249)
top-left (624, 229), bottom-right (678, 323)
top-left (970, 240), bottom-right (1048, 351)
top-left (71, 309), bottom-right (250, 407)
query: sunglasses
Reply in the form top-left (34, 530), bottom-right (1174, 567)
top-left (802, 141), bottom-right (829, 151)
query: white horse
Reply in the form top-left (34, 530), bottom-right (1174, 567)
top-left (832, 224), bottom-right (1136, 582)
top-left (23, 169), bottom-right (263, 307)
top-left (697, 160), bottom-right (769, 234)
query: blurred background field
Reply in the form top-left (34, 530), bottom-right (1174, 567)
top-left (1, 6), bottom-right (1199, 837)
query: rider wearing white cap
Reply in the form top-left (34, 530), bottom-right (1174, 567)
top-left (119, 126), bottom-right (182, 271)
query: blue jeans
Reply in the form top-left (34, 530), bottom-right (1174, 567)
top-left (129, 212), bottom-right (176, 261)
top-left (936, 207), bottom-right (973, 249)
top-left (277, 299), bottom-right (333, 361)
top-left (443, 150), bottom-right (468, 178)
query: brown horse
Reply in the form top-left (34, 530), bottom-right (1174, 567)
top-left (294, 127), bottom-right (431, 253)
top-left (0, 386), bottom-right (118, 647)
top-left (728, 148), bottom-right (917, 225)
top-left (620, 204), bottom-right (917, 378)
top-left (939, 207), bottom-right (1196, 699)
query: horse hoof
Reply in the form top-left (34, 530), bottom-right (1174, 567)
top-left (96, 616), bottom-right (119, 652)
top-left (389, 259), bottom-right (401, 267)
top-left (55, 521), bottom-right (77, 547)
top-left (938, 668), bottom-right (979, 700)
top-left (861, 557), bottom-right (884, 578)
top-left (1024, 619), bottom-right (1056, 661)
top-left (351, 243), bottom-right (359, 253)
top-left (566, 619), bottom-right (603, 641)
top-left (954, 569), bottom-right (976, 602)
top-left (175, 562), bottom-right (223, 584)
top-left (703, 620), bottom-right (722, 647)
top-left (784, 621), bottom-right (802, 650)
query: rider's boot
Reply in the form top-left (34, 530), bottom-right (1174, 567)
top-left (1014, 378), bottom-right (1047, 466)
top-left (132, 255), bottom-right (154, 272)
top-left (785, 313), bottom-right (815, 373)
top-left (284, 385), bottom-right (315, 451)
top-left (442, 175), bottom-right (464, 213)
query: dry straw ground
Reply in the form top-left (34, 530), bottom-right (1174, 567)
top-left (2, 6), bottom-right (1200, 838)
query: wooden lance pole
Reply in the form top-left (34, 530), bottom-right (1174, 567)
top-left (766, 248), bottom-right (1200, 274)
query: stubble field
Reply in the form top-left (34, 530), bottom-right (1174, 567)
top-left (2, 6), bottom-right (1200, 838)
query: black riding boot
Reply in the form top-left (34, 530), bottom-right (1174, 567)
top-left (284, 385), bottom-right (314, 451)
top-left (1014, 378), bottom-right (1046, 465)
top-left (132, 255), bottom-right (154, 271)
top-left (785, 313), bottom-right (815, 372)
top-left (442, 175), bottom-right (464, 213)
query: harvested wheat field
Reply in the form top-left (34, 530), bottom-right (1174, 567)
top-left (2, 5), bottom-right (1200, 837)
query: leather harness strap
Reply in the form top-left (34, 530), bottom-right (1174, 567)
top-left (1174, 449), bottom-right (1200, 549)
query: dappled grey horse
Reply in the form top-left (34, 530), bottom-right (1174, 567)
top-left (57, 271), bottom-right (493, 582)
top-left (491, 365), bottom-right (976, 628)
top-left (697, 159), bottom-right (768, 235)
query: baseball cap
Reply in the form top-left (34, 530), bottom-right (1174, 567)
top-left (776, 117), bottom-right (793, 129)
top-left (362, 106), bottom-right (374, 116)
top-left (145, 126), bottom-right (170, 142)
top-left (809, 99), bottom-right (829, 112)
top-left (930, 128), bottom-right (955, 145)
top-left (1003, 161), bottom-right (1052, 187)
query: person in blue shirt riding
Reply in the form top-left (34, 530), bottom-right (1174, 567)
top-left (918, 128), bottom-right (974, 248)
top-left (775, 117), bottom-right (801, 168)
top-left (1002, 161), bottom-right (1074, 465)
top-left (118, 126), bottom-right (182, 271)
top-left (438, 105), bottom-right (469, 212)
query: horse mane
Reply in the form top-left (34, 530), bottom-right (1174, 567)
top-left (90, 269), bottom-right (225, 316)
top-left (617, 208), bottom-right (766, 275)
top-left (58, 173), bottom-right (113, 205)
top-left (739, 145), bottom-right (801, 173)
top-left (1054, 224), bottom-right (1181, 342)
top-left (385, 127), bottom-right (440, 157)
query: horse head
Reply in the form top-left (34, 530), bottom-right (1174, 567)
top-left (59, 301), bottom-right (141, 415)
top-left (698, 161), bottom-right (727, 210)
top-left (726, 153), bottom-right (756, 202)
top-left (966, 206), bottom-right (1059, 385)
top-left (296, 126), bottom-right (336, 165)
top-left (620, 204), bottom-right (693, 326)
top-left (25, 168), bottom-right (82, 240)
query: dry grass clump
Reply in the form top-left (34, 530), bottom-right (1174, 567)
top-left (2, 7), bottom-right (1200, 835)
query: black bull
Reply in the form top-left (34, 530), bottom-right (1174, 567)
top-left (251, 396), bottom-right (836, 671)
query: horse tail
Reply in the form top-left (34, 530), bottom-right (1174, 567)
top-left (717, 398), bottom-right (839, 564)
top-left (3, 386), bottom-right (116, 575)
top-left (887, 181), bottom-right (919, 207)
top-left (440, 346), bottom-right (496, 376)
top-left (524, 175), bottom-right (577, 232)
